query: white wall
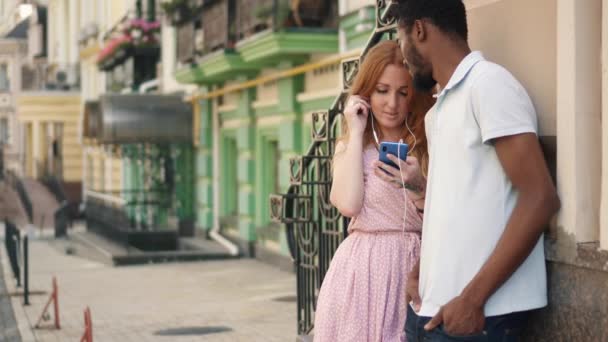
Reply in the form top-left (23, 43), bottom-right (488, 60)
top-left (467, 0), bottom-right (556, 136)
top-left (555, 0), bottom-right (602, 243)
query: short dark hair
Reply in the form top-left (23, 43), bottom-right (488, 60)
top-left (398, 0), bottom-right (468, 42)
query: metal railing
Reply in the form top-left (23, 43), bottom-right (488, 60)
top-left (4, 220), bottom-right (31, 305)
top-left (4, 220), bottom-right (21, 286)
top-left (42, 175), bottom-right (71, 237)
top-left (5, 169), bottom-right (33, 224)
top-left (235, 0), bottom-right (337, 40)
top-left (84, 196), bottom-right (133, 245)
top-left (84, 195), bottom-right (179, 251)
top-left (269, 0), bottom-right (399, 336)
top-left (42, 175), bottom-right (67, 204)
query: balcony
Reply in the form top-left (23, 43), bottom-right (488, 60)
top-left (174, 0), bottom-right (234, 65)
top-left (171, 0), bottom-right (338, 85)
top-left (20, 63), bottom-right (80, 92)
top-left (235, 0), bottom-right (336, 39)
top-left (98, 14), bottom-right (160, 91)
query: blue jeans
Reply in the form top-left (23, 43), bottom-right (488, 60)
top-left (404, 305), bottom-right (529, 342)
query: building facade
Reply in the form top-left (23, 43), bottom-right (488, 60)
top-left (0, 0), bottom-right (86, 219)
top-left (76, 0), bottom-right (196, 246)
top-left (0, 35), bottom-right (27, 175)
top-left (168, 0), bottom-right (376, 261)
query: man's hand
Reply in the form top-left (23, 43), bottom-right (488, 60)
top-left (424, 294), bottom-right (485, 335)
top-left (405, 262), bottom-right (421, 312)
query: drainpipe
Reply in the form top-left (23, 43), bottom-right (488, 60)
top-left (210, 226), bottom-right (239, 256)
top-left (210, 95), bottom-right (239, 256)
top-left (138, 79), bottom-right (159, 93)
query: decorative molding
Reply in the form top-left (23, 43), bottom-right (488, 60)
top-left (297, 88), bottom-right (342, 103)
top-left (256, 115), bottom-right (284, 127)
top-left (222, 118), bottom-right (250, 129)
top-left (237, 31), bottom-right (338, 65)
top-left (217, 104), bottom-right (237, 113)
top-left (252, 99), bottom-right (279, 109)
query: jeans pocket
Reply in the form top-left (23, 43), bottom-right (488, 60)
top-left (436, 325), bottom-right (487, 341)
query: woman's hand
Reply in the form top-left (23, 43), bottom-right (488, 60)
top-left (373, 155), bottom-right (426, 200)
top-left (344, 95), bottom-right (371, 136)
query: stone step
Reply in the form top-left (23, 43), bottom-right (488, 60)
top-left (22, 178), bottom-right (60, 229)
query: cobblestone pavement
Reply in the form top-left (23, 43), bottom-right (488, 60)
top-left (1, 236), bottom-right (297, 342)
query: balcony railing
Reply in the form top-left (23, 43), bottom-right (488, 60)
top-left (174, 0), bottom-right (233, 65)
top-left (171, 0), bottom-right (338, 65)
top-left (269, 0), bottom-right (399, 337)
top-left (235, 0), bottom-right (337, 40)
top-left (20, 63), bottom-right (80, 91)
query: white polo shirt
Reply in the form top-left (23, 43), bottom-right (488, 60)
top-left (418, 51), bottom-right (547, 317)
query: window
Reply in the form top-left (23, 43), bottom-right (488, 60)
top-left (0, 117), bottom-right (8, 144)
top-left (0, 64), bottom-right (9, 91)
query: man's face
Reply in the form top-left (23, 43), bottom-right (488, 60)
top-left (398, 26), bottom-right (437, 92)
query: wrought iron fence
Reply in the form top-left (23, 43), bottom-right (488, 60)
top-left (4, 220), bottom-right (21, 286)
top-left (269, 0), bottom-right (400, 336)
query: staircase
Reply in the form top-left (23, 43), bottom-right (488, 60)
top-left (22, 178), bottom-right (60, 229)
top-left (0, 182), bottom-right (29, 227)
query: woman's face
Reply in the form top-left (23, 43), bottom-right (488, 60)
top-left (369, 64), bottom-right (411, 133)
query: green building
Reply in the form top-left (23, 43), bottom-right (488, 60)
top-left (166, 0), bottom-right (376, 260)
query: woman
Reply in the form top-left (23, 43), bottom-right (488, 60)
top-left (313, 41), bottom-right (435, 341)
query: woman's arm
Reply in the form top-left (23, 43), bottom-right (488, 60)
top-left (330, 136), bottom-right (365, 217)
top-left (329, 95), bottom-right (370, 217)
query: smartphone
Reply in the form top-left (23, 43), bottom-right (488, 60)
top-left (379, 142), bottom-right (408, 169)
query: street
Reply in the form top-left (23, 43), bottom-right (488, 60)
top-left (0, 227), bottom-right (297, 341)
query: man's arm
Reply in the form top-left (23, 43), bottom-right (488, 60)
top-left (425, 133), bottom-right (560, 334)
top-left (460, 133), bottom-right (560, 307)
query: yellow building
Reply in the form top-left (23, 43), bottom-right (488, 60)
top-left (5, 3), bottom-right (84, 207)
top-left (16, 92), bottom-right (81, 184)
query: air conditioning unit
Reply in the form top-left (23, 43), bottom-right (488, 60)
top-left (46, 65), bottom-right (80, 90)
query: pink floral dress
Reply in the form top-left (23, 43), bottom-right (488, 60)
top-left (313, 146), bottom-right (423, 342)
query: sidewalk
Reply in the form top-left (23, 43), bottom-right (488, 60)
top-left (0, 246), bottom-right (20, 342)
top-left (1, 234), bottom-right (297, 341)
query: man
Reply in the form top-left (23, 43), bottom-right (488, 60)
top-left (396, 0), bottom-right (560, 340)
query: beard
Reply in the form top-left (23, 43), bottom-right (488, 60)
top-left (412, 71), bottom-right (437, 92)
top-left (407, 44), bottom-right (437, 92)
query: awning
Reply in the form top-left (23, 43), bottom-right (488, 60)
top-left (99, 94), bottom-right (193, 144)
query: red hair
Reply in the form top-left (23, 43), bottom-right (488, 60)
top-left (342, 40), bottom-right (435, 174)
